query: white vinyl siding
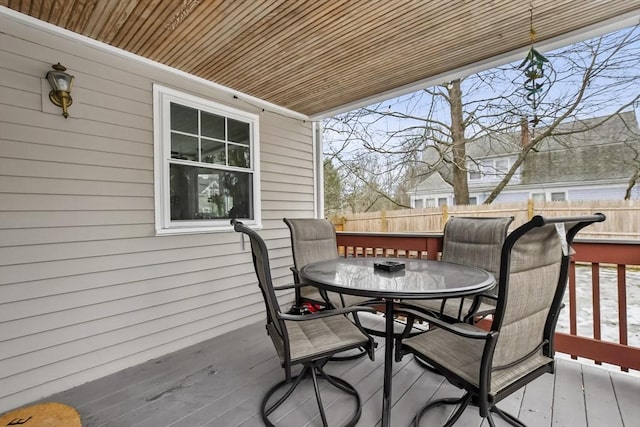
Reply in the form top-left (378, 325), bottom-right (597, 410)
top-left (0, 13), bottom-right (314, 412)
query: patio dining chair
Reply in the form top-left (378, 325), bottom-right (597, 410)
top-left (401, 216), bottom-right (513, 323)
top-left (283, 217), bottom-right (375, 310)
top-left (395, 213), bottom-right (605, 426)
top-left (232, 220), bottom-right (377, 427)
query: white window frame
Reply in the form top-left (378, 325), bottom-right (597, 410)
top-left (468, 162), bottom-right (482, 181)
top-left (153, 84), bottom-right (261, 235)
top-left (472, 156), bottom-right (521, 183)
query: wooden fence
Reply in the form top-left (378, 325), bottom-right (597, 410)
top-left (330, 199), bottom-right (640, 240)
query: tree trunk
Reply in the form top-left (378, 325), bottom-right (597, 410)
top-left (449, 79), bottom-right (469, 205)
top-left (624, 167), bottom-right (638, 200)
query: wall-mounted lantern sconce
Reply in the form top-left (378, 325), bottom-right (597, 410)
top-left (46, 63), bottom-right (74, 118)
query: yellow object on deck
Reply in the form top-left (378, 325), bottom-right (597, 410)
top-left (0, 402), bottom-right (81, 426)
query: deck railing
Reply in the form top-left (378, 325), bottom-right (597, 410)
top-left (336, 231), bottom-right (640, 372)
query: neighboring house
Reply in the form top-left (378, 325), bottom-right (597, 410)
top-left (410, 111), bottom-right (640, 207)
top-left (1, 2), bottom-right (638, 414)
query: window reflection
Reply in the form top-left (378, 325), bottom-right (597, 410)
top-left (170, 164), bottom-right (253, 220)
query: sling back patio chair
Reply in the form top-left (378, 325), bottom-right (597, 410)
top-left (401, 216), bottom-right (513, 323)
top-left (395, 213), bottom-right (605, 427)
top-left (283, 217), bottom-right (375, 310)
top-left (232, 220), bottom-right (377, 427)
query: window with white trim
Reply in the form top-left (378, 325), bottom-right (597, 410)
top-left (468, 163), bottom-right (481, 181)
top-left (153, 85), bottom-right (260, 234)
top-left (468, 157), bottom-right (521, 183)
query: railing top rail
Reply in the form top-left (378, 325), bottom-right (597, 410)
top-left (573, 238), bottom-right (640, 245)
top-left (337, 232), bottom-right (640, 245)
top-left (336, 231), bottom-right (443, 238)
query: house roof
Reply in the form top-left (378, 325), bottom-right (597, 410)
top-left (414, 111), bottom-right (640, 193)
top-left (3, 1), bottom-right (639, 119)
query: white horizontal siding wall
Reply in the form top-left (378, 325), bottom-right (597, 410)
top-left (0, 13), bottom-right (315, 412)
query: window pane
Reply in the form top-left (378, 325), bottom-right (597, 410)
top-left (170, 103), bottom-right (198, 134)
top-left (201, 111), bottom-right (225, 139)
top-left (414, 199), bottom-right (423, 208)
top-left (438, 198), bottom-right (448, 207)
top-left (228, 118), bottom-right (250, 145)
top-left (228, 144), bottom-right (250, 168)
top-left (171, 133), bottom-right (198, 161)
top-left (551, 192), bottom-right (566, 201)
top-left (468, 164), bottom-right (481, 180)
top-left (223, 170), bottom-right (253, 219)
top-left (170, 164), bottom-right (252, 221)
top-left (532, 193), bottom-right (546, 202)
top-left (201, 139), bottom-right (226, 164)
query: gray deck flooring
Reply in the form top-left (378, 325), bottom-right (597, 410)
top-left (39, 321), bottom-right (640, 427)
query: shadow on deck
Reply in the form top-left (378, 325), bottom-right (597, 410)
top-left (37, 321), bottom-right (639, 426)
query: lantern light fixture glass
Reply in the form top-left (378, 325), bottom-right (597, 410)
top-left (46, 63), bottom-right (74, 118)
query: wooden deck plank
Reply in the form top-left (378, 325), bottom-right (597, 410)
top-left (89, 328), bottom-right (274, 426)
top-left (17, 322), bottom-right (639, 427)
top-left (610, 370), bottom-right (640, 427)
top-left (134, 356), bottom-right (282, 427)
top-left (382, 362), bottom-right (454, 427)
top-left (518, 371), bottom-right (554, 427)
top-left (76, 324), bottom-right (264, 406)
top-left (492, 387), bottom-right (525, 426)
top-left (552, 358), bottom-right (588, 427)
top-left (582, 364), bottom-right (623, 427)
top-left (235, 340), bottom-right (388, 427)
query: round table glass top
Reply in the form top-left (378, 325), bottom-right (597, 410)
top-left (299, 257), bottom-right (495, 299)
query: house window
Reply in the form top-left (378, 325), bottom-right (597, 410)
top-left (474, 157), bottom-right (520, 182)
top-left (532, 193), bottom-right (546, 202)
top-left (414, 199), bottom-right (424, 208)
top-left (468, 197), bottom-right (477, 205)
top-left (468, 163), bottom-right (481, 181)
top-left (551, 192), bottom-right (566, 201)
top-left (438, 197), bottom-right (448, 207)
top-left (153, 85), bottom-right (261, 234)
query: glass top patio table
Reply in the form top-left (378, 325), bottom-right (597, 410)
top-left (299, 257), bottom-right (495, 299)
top-left (299, 257), bottom-right (495, 427)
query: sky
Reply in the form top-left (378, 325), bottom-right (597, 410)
top-left (324, 24), bottom-right (640, 153)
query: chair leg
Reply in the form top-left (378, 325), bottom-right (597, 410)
top-left (263, 366), bottom-right (308, 418)
top-left (491, 405), bottom-right (527, 427)
top-left (413, 393), bottom-right (471, 427)
top-left (261, 364), bottom-right (362, 427)
top-left (319, 370), bottom-right (357, 396)
top-left (328, 347), bottom-right (368, 361)
top-left (310, 366), bottom-right (329, 426)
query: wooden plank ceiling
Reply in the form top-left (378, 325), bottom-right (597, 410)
top-left (3, 0), bottom-right (639, 118)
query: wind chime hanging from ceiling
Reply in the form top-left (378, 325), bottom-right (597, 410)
top-left (518, 5), bottom-right (551, 128)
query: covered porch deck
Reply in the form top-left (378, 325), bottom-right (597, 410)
top-left (41, 321), bottom-right (639, 427)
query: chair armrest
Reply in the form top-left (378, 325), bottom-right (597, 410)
top-left (278, 305), bottom-right (377, 321)
top-left (396, 307), bottom-right (491, 340)
top-left (273, 283), bottom-right (308, 291)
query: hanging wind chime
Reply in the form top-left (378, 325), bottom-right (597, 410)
top-left (518, 5), bottom-right (550, 128)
